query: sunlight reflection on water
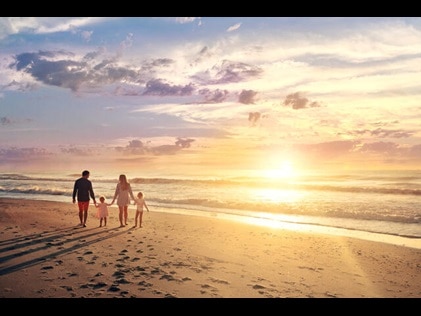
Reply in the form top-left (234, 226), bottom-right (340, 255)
top-left (254, 188), bottom-right (306, 203)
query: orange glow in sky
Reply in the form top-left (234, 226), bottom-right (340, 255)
top-left (1, 17), bottom-right (421, 178)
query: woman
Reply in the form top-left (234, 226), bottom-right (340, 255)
top-left (111, 174), bottom-right (136, 227)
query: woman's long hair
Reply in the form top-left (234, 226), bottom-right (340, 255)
top-left (119, 174), bottom-right (129, 191)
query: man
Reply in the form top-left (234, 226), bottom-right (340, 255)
top-left (72, 170), bottom-right (96, 227)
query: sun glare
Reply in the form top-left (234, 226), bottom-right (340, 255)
top-left (264, 160), bottom-right (295, 179)
top-left (256, 188), bottom-right (303, 203)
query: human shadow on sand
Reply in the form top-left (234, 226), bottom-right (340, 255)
top-left (0, 226), bottom-right (92, 252)
top-left (0, 225), bottom-right (135, 275)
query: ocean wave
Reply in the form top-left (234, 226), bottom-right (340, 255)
top-left (2, 173), bottom-right (421, 196)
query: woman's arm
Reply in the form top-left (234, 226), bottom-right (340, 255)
top-left (128, 184), bottom-right (136, 202)
top-left (111, 184), bottom-right (119, 203)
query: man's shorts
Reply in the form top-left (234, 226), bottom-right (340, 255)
top-left (77, 201), bottom-right (90, 211)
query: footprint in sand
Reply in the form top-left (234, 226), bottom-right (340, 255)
top-left (209, 277), bottom-right (229, 285)
top-left (92, 282), bottom-right (107, 289)
top-left (113, 271), bottom-right (126, 278)
top-left (138, 280), bottom-right (153, 287)
top-left (164, 293), bottom-right (177, 298)
top-left (134, 266), bottom-right (145, 272)
top-left (160, 274), bottom-right (177, 282)
top-left (60, 285), bottom-right (74, 292)
top-left (108, 285), bottom-right (120, 292)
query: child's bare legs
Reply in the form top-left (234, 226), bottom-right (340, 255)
top-left (133, 211), bottom-right (139, 228)
top-left (139, 212), bottom-right (144, 227)
top-left (99, 218), bottom-right (103, 227)
top-left (104, 217), bottom-right (107, 226)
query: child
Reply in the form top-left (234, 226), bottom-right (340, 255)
top-left (95, 196), bottom-right (111, 227)
top-left (133, 191), bottom-right (150, 228)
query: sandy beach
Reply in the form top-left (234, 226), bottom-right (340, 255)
top-left (0, 197), bottom-right (420, 299)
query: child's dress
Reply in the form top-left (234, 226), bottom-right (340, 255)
top-left (96, 202), bottom-right (109, 218)
top-left (135, 197), bottom-right (146, 212)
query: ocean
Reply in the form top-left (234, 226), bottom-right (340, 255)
top-left (1, 170), bottom-right (420, 249)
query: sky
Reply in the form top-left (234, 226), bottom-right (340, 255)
top-left (1, 17), bottom-right (421, 179)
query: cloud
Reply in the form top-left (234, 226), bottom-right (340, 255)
top-left (248, 112), bottom-right (261, 126)
top-left (239, 90), bottom-right (258, 104)
top-left (175, 138), bottom-right (195, 148)
top-left (283, 92), bottom-right (321, 110)
top-left (80, 30), bottom-right (93, 42)
top-left (227, 23), bottom-right (241, 32)
top-left (294, 140), bottom-right (359, 158)
top-left (0, 117), bottom-right (12, 125)
top-left (370, 128), bottom-right (413, 138)
top-left (60, 147), bottom-right (94, 156)
top-left (359, 141), bottom-right (399, 154)
top-left (142, 58), bottom-right (175, 71)
top-left (409, 144), bottom-right (421, 157)
top-left (117, 33), bottom-right (134, 58)
top-left (198, 89), bottom-right (229, 103)
top-left (142, 79), bottom-right (195, 96)
top-left (150, 144), bottom-right (182, 155)
top-left (0, 17), bottom-right (112, 40)
top-left (0, 147), bottom-right (53, 161)
top-left (113, 138), bottom-right (195, 156)
top-left (175, 17), bottom-right (201, 25)
top-left (0, 116), bottom-right (32, 125)
top-left (9, 50), bottom-right (140, 92)
top-left (4, 45), bottom-right (261, 103)
top-left (192, 60), bottom-right (263, 85)
top-left (345, 127), bottom-right (413, 139)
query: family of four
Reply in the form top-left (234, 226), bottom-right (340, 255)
top-left (72, 171), bottom-right (149, 228)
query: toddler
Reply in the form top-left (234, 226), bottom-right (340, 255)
top-left (95, 196), bottom-right (111, 227)
top-left (133, 192), bottom-right (150, 228)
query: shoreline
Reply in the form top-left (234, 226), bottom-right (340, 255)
top-left (3, 194), bottom-right (421, 250)
top-left (0, 197), bottom-right (420, 298)
top-left (150, 206), bottom-right (421, 250)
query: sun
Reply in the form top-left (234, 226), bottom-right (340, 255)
top-left (263, 160), bottom-right (295, 179)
